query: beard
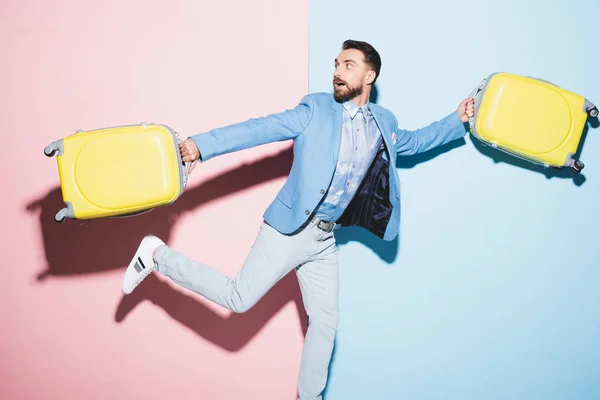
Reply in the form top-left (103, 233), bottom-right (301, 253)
top-left (333, 79), bottom-right (363, 103)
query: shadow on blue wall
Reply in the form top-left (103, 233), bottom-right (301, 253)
top-left (333, 136), bottom-right (465, 263)
top-left (324, 84), bottom-right (599, 399)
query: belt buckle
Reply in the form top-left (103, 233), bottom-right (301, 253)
top-left (318, 219), bottom-right (335, 232)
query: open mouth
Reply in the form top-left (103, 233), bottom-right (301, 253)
top-left (334, 80), bottom-right (346, 89)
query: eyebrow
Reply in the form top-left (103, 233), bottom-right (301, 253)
top-left (334, 58), bottom-right (357, 64)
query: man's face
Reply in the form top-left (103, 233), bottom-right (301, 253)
top-left (333, 49), bottom-right (373, 103)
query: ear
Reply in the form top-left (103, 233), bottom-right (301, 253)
top-left (365, 70), bottom-right (376, 85)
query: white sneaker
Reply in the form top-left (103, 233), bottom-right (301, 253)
top-left (122, 235), bottom-right (165, 295)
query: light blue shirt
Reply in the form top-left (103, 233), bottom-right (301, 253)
top-left (314, 100), bottom-right (383, 222)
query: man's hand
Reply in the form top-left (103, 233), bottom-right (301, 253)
top-left (179, 138), bottom-right (200, 173)
top-left (457, 97), bottom-right (475, 123)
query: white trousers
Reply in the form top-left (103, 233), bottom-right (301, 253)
top-left (154, 218), bottom-right (339, 400)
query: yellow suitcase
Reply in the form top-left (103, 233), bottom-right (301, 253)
top-left (468, 72), bottom-right (598, 173)
top-left (44, 123), bottom-right (191, 223)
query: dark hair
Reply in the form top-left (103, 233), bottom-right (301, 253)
top-left (342, 39), bottom-right (382, 84)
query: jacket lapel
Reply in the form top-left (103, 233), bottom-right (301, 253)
top-left (331, 100), bottom-right (343, 168)
top-left (369, 104), bottom-right (392, 159)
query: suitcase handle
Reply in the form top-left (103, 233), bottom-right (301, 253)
top-left (467, 77), bottom-right (487, 128)
top-left (469, 77), bottom-right (487, 101)
top-left (174, 131), bottom-right (192, 190)
top-left (184, 160), bottom-right (191, 186)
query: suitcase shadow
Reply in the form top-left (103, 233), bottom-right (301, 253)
top-left (27, 144), bottom-right (402, 279)
top-left (26, 146), bottom-right (308, 349)
top-left (469, 119), bottom-right (599, 186)
top-left (28, 147), bottom-right (296, 280)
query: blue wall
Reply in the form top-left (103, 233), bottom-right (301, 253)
top-left (310, 1), bottom-right (600, 398)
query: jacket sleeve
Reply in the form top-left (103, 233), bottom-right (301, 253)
top-left (190, 95), bottom-right (315, 162)
top-left (393, 111), bottom-right (467, 156)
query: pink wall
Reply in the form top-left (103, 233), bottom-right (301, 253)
top-left (1, 1), bottom-right (308, 399)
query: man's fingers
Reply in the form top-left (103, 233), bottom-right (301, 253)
top-left (462, 98), bottom-right (475, 118)
top-left (182, 150), bottom-right (198, 162)
top-left (178, 138), bottom-right (200, 163)
top-left (458, 97), bottom-right (472, 113)
top-left (466, 104), bottom-right (474, 117)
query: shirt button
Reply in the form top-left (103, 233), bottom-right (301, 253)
top-left (320, 189), bottom-right (325, 194)
top-left (305, 210), bottom-right (309, 215)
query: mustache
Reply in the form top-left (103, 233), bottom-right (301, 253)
top-left (333, 78), bottom-right (347, 86)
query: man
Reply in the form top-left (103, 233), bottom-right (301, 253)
top-left (121, 40), bottom-right (474, 399)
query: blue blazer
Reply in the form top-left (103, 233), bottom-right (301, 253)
top-left (191, 93), bottom-right (467, 241)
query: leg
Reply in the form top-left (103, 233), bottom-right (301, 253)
top-left (295, 231), bottom-right (339, 400)
top-left (122, 221), bottom-right (312, 313)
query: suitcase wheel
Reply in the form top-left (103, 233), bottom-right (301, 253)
top-left (588, 107), bottom-right (599, 118)
top-left (570, 159), bottom-right (585, 174)
top-left (44, 144), bottom-right (57, 157)
top-left (54, 208), bottom-right (68, 223)
top-left (44, 140), bottom-right (62, 157)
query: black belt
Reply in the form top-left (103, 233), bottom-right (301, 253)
top-left (311, 215), bottom-right (337, 232)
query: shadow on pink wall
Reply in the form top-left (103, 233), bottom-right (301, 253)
top-left (25, 145), bottom-right (309, 351)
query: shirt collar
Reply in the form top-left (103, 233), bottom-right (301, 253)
top-left (342, 100), bottom-right (370, 119)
